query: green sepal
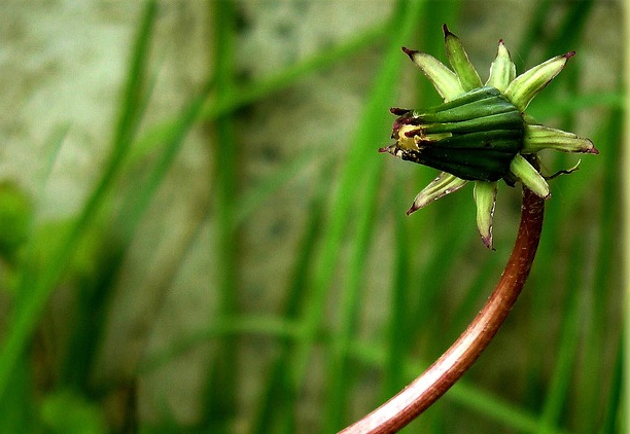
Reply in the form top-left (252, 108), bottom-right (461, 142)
top-left (407, 172), bottom-right (468, 215)
top-left (389, 86), bottom-right (525, 182)
top-left (443, 24), bottom-right (483, 91)
top-left (402, 47), bottom-right (464, 101)
top-left (402, 148), bottom-right (515, 182)
top-left (473, 181), bottom-right (497, 249)
top-left (486, 40), bottom-right (516, 92)
top-left (523, 124), bottom-right (598, 154)
top-left (509, 154), bottom-right (550, 199)
top-left (384, 25), bottom-right (596, 249)
top-left (415, 86), bottom-right (498, 113)
top-left (417, 88), bottom-right (520, 123)
top-left (422, 110), bottom-right (523, 135)
top-left (505, 52), bottom-right (575, 111)
top-left (423, 130), bottom-right (522, 151)
top-left (407, 87), bottom-right (524, 137)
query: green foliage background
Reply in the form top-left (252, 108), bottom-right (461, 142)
top-left (0, 1), bottom-right (624, 433)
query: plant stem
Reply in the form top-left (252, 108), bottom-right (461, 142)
top-left (339, 186), bottom-right (545, 434)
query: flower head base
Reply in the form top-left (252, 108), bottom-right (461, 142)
top-left (381, 25), bottom-right (597, 249)
top-left (381, 86), bottom-right (524, 182)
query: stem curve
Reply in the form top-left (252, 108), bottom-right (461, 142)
top-left (339, 186), bottom-right (545, 434)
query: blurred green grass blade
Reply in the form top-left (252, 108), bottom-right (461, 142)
top-left (135, 163), bottom-right (328, 374)
top-left (37, 124), bottom-right (71, 203)
top-left (522, 15), bottom-right (589, 411)
top-left (350, 340), bottom-right (571, 434)
top-left (322, 149), bottom-right (385, 431)
top-left (111, 1), bottom-right (156, 149)
top-left (0, 354), bottom-right (37, 434)
top-left (59, 248), bottom-right (124, 390)
top-left (517, 0), bottom-right (553, 66)
top-left (234, 150), bottom-right (333, 229)
top-left (128, 146), bottom-right (328, 395)
top-left (383, 187), bottom-right (413, 398)
top-left (382, 0), bottom-right (463, 401)
top-left (111, 74), bottom-right (313, 384)
top-left (250, 175), bottom-right (328, 434)
top-left (200, 20), bottom-right (391, 120)
top-left (589, 105), bottom-right (623, 314)
top-left (22, 123), bottom-right (70, 264)
top-left (143, 312), bottom-right (568, 434)
top-left (5, 126), bottom-right (71, 302)
top-left (128, 18), bottom-right (393, 166)
top-left (600, 336), bottom-right (623, 434)
top-left (138, 316), bottom-right (302, 374)
top-left (527, 91), bottom-right (624, 120)
top-left (536, 237), bottom-right (585, 433)
top-left (251, 361), bottom-right (295, 434)
top-left (517, 0), bottom-right (592, 66)
top-left (405, 202), bottom-right (475, 340)
top-left (542, 0), bottom-right (593, 59)
top-left (202, 1), bottom-right (239, 430)
top-left (445, 382), bottom-right (570, 434)
top-left (286, 0), bottom-right (426, 403)
top-left (0, 0), bottom-right (157, 401)
top-left (450, 252), bottom-right (502, 332)
top-left (574, 103), bottom-right (623, 431)
top-left (116, 78), bottom-right (213, 241)
top-left (58, 78), bottom-right (213, 395)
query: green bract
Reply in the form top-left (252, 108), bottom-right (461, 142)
top-left (380, 25), bottom-right (597, 249)
top-left (382, 86), bottom-right (524, 182)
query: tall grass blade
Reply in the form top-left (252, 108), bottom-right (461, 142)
top-left (0, 0), bottom-right (158, 402)
top-left (284, 3), bottom-right (427, 428)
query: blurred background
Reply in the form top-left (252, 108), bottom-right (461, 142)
top-left (0, 1), bottom-right (625, 433)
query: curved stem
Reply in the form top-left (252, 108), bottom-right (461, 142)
top-left (339, 186), bottom-right (545, 434)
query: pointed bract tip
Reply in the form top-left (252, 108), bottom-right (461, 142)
top-left (481, 235), bottom-right (495, 250)
top-left (406, 205), bottom-right (419, 216)
top-left (378, 147), bottom-right (390, 153)
top-left (565, 51), bottom-right (576, 59)
top-left (498, 38), bottom-right (504, 45)
top-left (442, 23), bottom-right (452, 37)
top-left (390, 107), bottom-right (410, 115)
top-left (401, 46), bottom-right (416, 58)
top-left (586, 138), bottom-right (599, 154)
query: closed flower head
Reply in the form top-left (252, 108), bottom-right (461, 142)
top-left (380, 25), bottom-right (597, 249)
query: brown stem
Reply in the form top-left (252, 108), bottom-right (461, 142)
top-left (338, 187), bottom-right (545, 434)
